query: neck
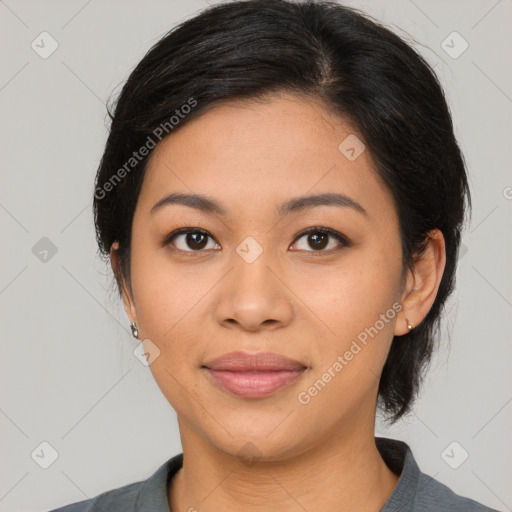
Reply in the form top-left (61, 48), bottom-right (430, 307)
top-left (169, 420), bottom-right (399, 512)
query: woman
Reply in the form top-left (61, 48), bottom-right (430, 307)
top-left (49, 0), bottom-right (499, 510)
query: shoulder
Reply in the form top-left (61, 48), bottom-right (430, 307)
top-left (47, 453), bottom-right (183, 512)
top-left (376, 437), bottom-right (499, 512)
top-left (47, 481), bottom-right (142, 512)
top-left (414, 471), bottom-right (499, 512)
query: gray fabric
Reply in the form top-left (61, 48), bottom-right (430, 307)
top-left (48, 437), bottom-right (498, 511)
top-left (375, 438), bottom-right (498, 511)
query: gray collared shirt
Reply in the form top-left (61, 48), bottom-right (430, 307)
top-left (48, 437), bottom-right (498, 511)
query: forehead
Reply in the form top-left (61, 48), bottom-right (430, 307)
top-left (137, 93), bottom-right (395, 222)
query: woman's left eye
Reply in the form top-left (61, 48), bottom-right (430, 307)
top-left (291, 227), bottom-right (351, 254)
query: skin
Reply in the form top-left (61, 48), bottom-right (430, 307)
top-left (111, 92), bottom-right (446, 512)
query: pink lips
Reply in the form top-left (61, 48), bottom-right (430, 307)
top-left (202, 351), bottom-right (307, 398)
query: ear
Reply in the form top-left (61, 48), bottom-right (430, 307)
top-left (395, 229), bottom-right (446, 336)
top-left (110, 241), bottom-right (138, 325)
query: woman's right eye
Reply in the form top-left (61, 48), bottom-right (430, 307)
top-left (165, 228), bottom-right (220, 252)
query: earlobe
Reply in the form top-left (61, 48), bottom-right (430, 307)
top-left (395, 229), bottom-right (446, 336)
top-left (110, 241), bottom-right (138, 325)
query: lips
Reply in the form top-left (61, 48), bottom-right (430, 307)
top-left (202, 351), bottom-right (307, 398)
top-left (204, 351), bottom-right (307, 371)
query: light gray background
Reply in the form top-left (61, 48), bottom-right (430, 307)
top-left (0, 1), bottom-right (511, 511)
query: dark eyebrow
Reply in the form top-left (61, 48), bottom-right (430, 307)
top-left (277, 192), bottom-right (367, 217)
top-left (151, 193), bottom-right (227, 216)
top-left (150, 192), bottom-right (367, 217)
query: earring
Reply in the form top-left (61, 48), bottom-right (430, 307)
top-left (406, 318), bottom-right (413, 332)
top-left (130, 321), bottom-right (139, 339)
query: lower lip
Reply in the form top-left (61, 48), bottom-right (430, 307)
top-left (204, 368), bottom-right (306, 398)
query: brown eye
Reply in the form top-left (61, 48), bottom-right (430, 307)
top-left (166, 228), bottom-right (219, 252)
top-left (291, 227), bottom-right (350, 253)
top-left (305, 231), bottom-right (329, 250)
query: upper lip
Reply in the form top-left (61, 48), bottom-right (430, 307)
top-left (203, 351), bottom-right (307, 372)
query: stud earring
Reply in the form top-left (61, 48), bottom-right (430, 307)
top-left (406, 318), bottom-right (413, 332)
top-left (130, 321), bottom-right (139, 339)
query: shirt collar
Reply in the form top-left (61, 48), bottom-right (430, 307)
top-left (376, 437), bottom-right (419, 511)
top-left (133, 437), bottom-right (418, 512)
top-left (134, 452), bottom-right (183, 512)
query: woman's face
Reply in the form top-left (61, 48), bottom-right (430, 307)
top-left (119, 93), bottom-right (411, 460)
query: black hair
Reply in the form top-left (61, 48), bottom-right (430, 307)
top-left (93, 0), bottom-right (471, 422)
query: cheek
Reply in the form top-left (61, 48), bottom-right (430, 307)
top-left (293, 258), bottom-right (401, 429)
top-left (292, 242), bottom-right (403, 413)
top-left (297, 245), bottom-right (403, 340)
top-left (129, 244), bottom-right (207, 410)
top-left (129, 240), bottom-right (207, 341)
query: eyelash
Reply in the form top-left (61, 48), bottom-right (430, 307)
top-left (163, 226), bottom-right (351, 257)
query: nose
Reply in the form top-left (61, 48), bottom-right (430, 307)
top-left (214, 246), bottom-right (294, 332)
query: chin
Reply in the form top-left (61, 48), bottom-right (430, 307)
top-left (203, 423), bottom-right (309, 464)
